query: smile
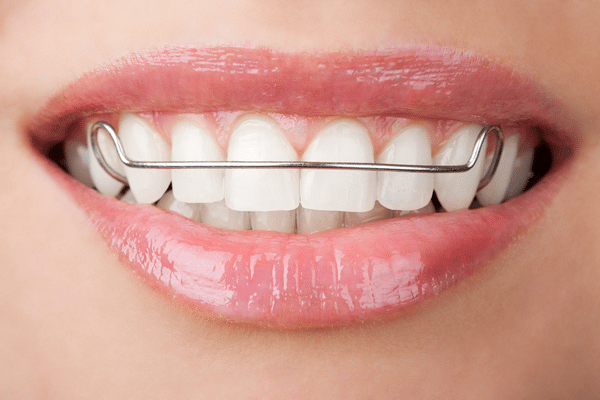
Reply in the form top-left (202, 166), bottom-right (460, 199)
top-left (29, 46), bottom-right (575, 327)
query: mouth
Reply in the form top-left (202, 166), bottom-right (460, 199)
top-left (28, 46), bottom-right (575, 328)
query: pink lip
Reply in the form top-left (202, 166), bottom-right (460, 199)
top-left (31, 46), bottom-right (575, 327)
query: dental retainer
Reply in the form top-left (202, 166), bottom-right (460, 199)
top-left (89, 121), bottom-right (504, 191)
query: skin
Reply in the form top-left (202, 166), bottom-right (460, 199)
top-left (1, 0), bottom-right (599, 398)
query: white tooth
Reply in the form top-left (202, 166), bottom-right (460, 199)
top-left (477, 133), bottom-right (520, 206)
top-left (296, 206), bottom-right (343, 234)
top-left (433, 124), bottom-right (488, 212)
top-left (300, 119), bottom-right (376, 212)
top-left (344, 202), bottom-right (392, 227)
top-left (200, 200), bottom-right (250, 231)
top-left (87, 123), bottom-right (126, 197)
top-left (156, 190), bottom-right (202, 221)
top-left (225, 115), bottom-right (299, 211)
top-left (118, 189), bottom-right (137, 204)
top-left (171, 119), bottom-right (225, 203)
top-left (504, 147), bottom-right (535, 200)
top-left (377, 125), bottom-right (434, 210)
top-left (119, 113), bottom-right (171, 204)
top-left (393, 201), bottom-right (436, 217)
top-left (251, 210), bottom-right (296, 233)
top-left (64, 136), bottom-right (94, 188)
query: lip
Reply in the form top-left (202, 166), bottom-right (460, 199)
top-left (30, 45), bottom-right (576, 328)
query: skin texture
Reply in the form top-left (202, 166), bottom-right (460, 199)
top-left (1, 0), bottom-right (599, 398)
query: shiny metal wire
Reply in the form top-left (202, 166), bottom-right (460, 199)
top-left (89, 121), bottom-right (504, 190)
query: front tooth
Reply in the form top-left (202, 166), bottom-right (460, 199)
top-left (251, 211), bottom-right (296, 233)
top-left (377, 125), bottom-right (434, 210)
top-left (393, 201), bottom-right (436, 217)
top-left (300, 119), bottom-right (376, 212)
top-left (344, 202), bottom-right (392, 227)
top-left (433, 124), bottom-right (488, 212)
top-left (200, 200), bottom-right (250, 231)
top-left (504, 147), bottom-right (535, 200)
top-left (119, 113), bottom-right (171, 204)
top-left (87, 123), bottom-right (126, 196)
top-left (476, 133), bottom-right (520, 206)
top-left (156, 190), bottom-right (202, 221)
top-left (171, 119), bottom-right (225, 203)
top-left (296, 206), bottom-right (343, 234)
top-left (64, 136), bottom-right (94, 188)
top-left (225, 115), bottom-right (299, 211)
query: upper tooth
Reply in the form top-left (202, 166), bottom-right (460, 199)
top-left (377, 125), bottom-right (434, 210)
top-left (119, 113), bottom-right (171, 204)
top-left (504, 147), bottom-right (535, 200)
top-left (300, 119), bottom-right (376, 212)
top-left (433, 124), bottom-right (488, 212)
top-left (477, 133), bottom-right (520, 206)
top-left (171, 119), bottom-right (225, 203)
top-left (251, 210), bottom-right (296, 233)
top-left (64, 136), bottom-right (94, 188)
top-left (156, 190), bottom-right (202, 221)
top-left (225, 115), bottom-right (299, 212)
top-left (87, 122), bottom-right (126, 197)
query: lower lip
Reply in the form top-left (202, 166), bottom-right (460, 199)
top-left (45, 150), bottom-right (563, 328)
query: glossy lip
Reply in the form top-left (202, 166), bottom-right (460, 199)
top-left (30, 46), bottom-right (575, 328)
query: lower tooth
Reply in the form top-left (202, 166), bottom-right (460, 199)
top-left (393, 201), bottom-right (436, 217)
top-left (118, 189), bottom-right (137, 204)
top-left (477, 133), bottom-right (520, 206)
top-left (156, 190), bottom-right (202, 221)
top-left (251, 210), bottom-right (296, 233)
top-left (344, 202), bottom-right (392, 227)
top-left (200, 200), bottom-right (250, 231)
top-left (504, 147), bottom-right (535, 201)
top-left (64, 137), bottom-right (94, 188)
top-left (434, 124), bottom-right (488, 212)
top-left (87, 123), bottom-right (126, 197)
top-left (296, 206), bottom-right (343, 234)
top-left (119, 113), bottom-right (171, 204)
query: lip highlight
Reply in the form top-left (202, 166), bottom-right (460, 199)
top-left (31, 46), bottom-right (574, 327)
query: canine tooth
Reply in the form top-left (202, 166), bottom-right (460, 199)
top-left (64, 137), bottom-right (94, 187)
top-left (251, 210), bottom-right (296, 233)
top-left (393, 201), bottom-right (436, 217)
top-left (297, 206), bottom-right (343, 234)
top-left (200, 200), bottom-right (250, 231)
top-left (377, 125), bottom-right (434, 210)
top-left (156, 190), bottom-right (202, 221)
top-left (300, 119), bottom-right (376, 212)
top-left (433, 124), bottom-right (488, 211)
top-left (225, 115), bottom-right (299, 211)
top-left (477, 133), bottom-right (520, 206)
top-left (504, 148), bottom-right (535, 200)
top-left (344, 202), bottom-right (392, 227)
top-left (119, 113), bottom-right (171, 204)
top-left (87, 124), bottom-right (126, 196)
top-left (171, 119), bottom-right (225, 203)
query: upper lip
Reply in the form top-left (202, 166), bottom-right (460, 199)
top-left (30, 45), bottom-right (576, 328)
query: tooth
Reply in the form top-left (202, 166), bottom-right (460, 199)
top-left (64, 136), bottom-right (94, 187)
top-left (225, 115), bottom-right (299, 211)
top-left (171, 119), bottom-right (225, 203)
top-left (377, 125), bottom-right (434, 210)
top-left (504, 147), bottom-right (535, 200)
top-left (200, 200), bottom-right (250, 231)
top-left (344, 202), bottom-right (392, 227)
top-left (87, 123), bottom-right (126, 196)
top-left (156, 190), bottom-right (202, 221)
top-left (296, 206), bottom-right (343, 234)
top-left (119, 113), bottom-right (171, 204)
top-left (433, 124), bottom-right (488, 212)
top-left (118, 189), bottom-right (137, 204)
top-left (300, 119), bottom-right (376, 212)
top-left (393, 201), bottom-right (436, 217)
top-left (477, 133), bottom-right (520, 206)
top-left (251, 210), bottom-right (296, 233)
